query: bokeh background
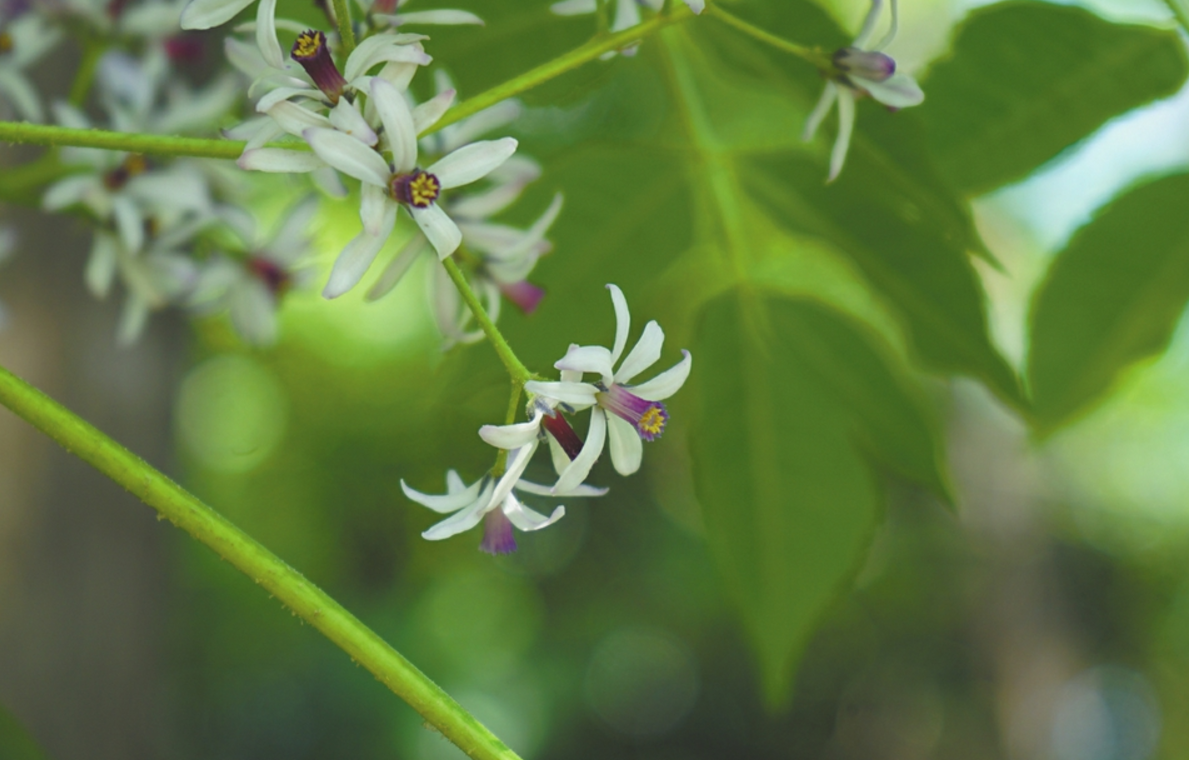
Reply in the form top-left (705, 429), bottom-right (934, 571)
top-left (5, 0), bottom-right (1189, 758)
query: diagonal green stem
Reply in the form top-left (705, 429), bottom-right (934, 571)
top-left (0, 362), bottom-right (522, 760)
top-left (0, 122), bottom-right (246, 158)
top-left (442, 257), bottom-right (532, 384)
top-left (331, 0), bottom-right (357, 58)
top-left (703, 4), bottom-right (831, 69)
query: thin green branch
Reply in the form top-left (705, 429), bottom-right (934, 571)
top-left (332, 0), bottom-right (357, 58)
top-left (703, 4), bottom-right (832, 69)
top-left (0, 122), bottom-right (246, 158)
top-left (0, 363), bottom-right (522, 760)
top-left (426, 1), bottom-right (697, 135)
top-left (492, 384), bottom-right (524, 476)
top-left (68, 38), bottom-right (106, 107)
top-left (442, 257), bottom-right (532, 384)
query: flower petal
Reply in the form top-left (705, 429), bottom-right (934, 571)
top-left (550, 0), bottom-right (596, 14)
top-left (428, 138), bottom-right (518, 190)
top-left (238, 147), bottom-right (325, 173)
top-left (614, 320), bottom-right (663, 384)
top-left (630, 349), bottom-right (691, 401)
top-left (606, 413), bottom-right (643, 476)
top-left (421, 485), bottom-right (494, 539)
top-left (412, 88), bottom-right (456, 135)
top-left (555, 344), bottom-right (615, 383)
top-left (370, 78), bottom-right (418, 172)
top-left (180, 0), bottom-right (255, 30)
top-left (303, 127), bottom-right (391, 186)
top-left (553, 408), bottom-right (606, 494)
top-left (402, 476), bottom-right (485, 513)
top-left (323, 209), bottom-right (396, 298)
top-left (828, 87), bottom-right (856, 183)
top-left (393, 9), bottom-right (485, 25)
top-left (479, 413), bottom-right (543, 450)
top-left (228, 280), bottom-right (279, 346)
top-left (502, 496), bottom-right (564, 532)
top-left (802, 81), bottom-right (838, 143)
top-left (255, 0), bottom-right (284, 69)
top-left (366, 232), bottom-right (427, 300)
top-left (343, 34), bottom-right (431, 81)
top-left (360, 183), bottom-right (391, 236)
top-left (857, 71), bottom-right (924, 109)
top-left (682, 0), bottom-right (705, 13)
top-left (524, 380), bottom-right (599, 407)
top-left (411, 203), bottom-right (462, 259)
top-left (489, 441), bottom-right (539, 509)
top-left (606, 283), bottom-right (631, 365)
top-left (516, 479), bottom-right (607, 498)
top-left (329, 99), bottom-right (379, 146)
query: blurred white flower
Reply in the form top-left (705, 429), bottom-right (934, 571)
top-left (802, 0), bottom-right (924, 182)
top-left (0, 12), bottom-right (62, 122)
top-left (360, 0), bottom-right (483, 30)
top-left (524, 284), bottom-right (691, 490)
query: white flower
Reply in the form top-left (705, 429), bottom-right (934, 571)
top-left (522, 284), bottom-right (691, 491)
top-left (802, 0), bottom-right (924, 182)
top-left (181, 0), bottom-right (260, 30)
top-left (303, 76), bottom-right (517, 298)
top-left (402, 442), bottom-right (606, 554)
top-left (0, 12), bottom-right (63, 122)
top-left (189, 197), bottom-right (318, 345)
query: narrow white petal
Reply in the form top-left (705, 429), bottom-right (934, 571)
top-left (546, 435), bottom-right (571, 477)
top-left (112, 196), bottom-right (145, 254)
top-left (606, 413), bottom-right (643, 476)
top-left (228, 280), bottom-right (279, 346)
top-left (322, 209), bottom-right (396, 298)
top-left (448, 179), bottom-right (528, 220)
top-left (360, 184), bottom-right (391, 236)
top-left (853, 0), bottom-right (884, 49)
top-left (397, 9), bottom-right (484, 25)
top-left (329, 99), bottom-right (378, 146)
top-left (311, 165), bottom-right (349, 197)
top-left (180, 0), bottom-right (254, 30)
top-left (803, 82), bottom-right (838, 142)
top-left (857, 72), bottom-right (924, 108)
top-left (255, 0), bottom-right (283, 69)
top-left (255, 85), bottom-right (321, 113)
top-left (303, 128), bottom-right (391, 186)
top-left (437, 101), bottom-right (521, 152)
top-left (502, 496), bottom-right (564, 532)
top-left (344, 35), bottom-right (431, 82)
top-left (553, 409), bottom-right (606, 494)
top-left (516, 479), bottom-right (607, 498)
top-left (42, 176), bottom-right (96, 211)
top-left (370, 78), bottom-right (418, 172)
top-left (412, 88), bottom-right (456, 135)
top-left (411, 204), bottom-right (462, 259)
top-left (421, 492), bottom-right (492, 539)
top-left (238, 147), bottom-right (325, 173)
top-left (445, 470), bottom-right (467, 495)
top-left (86, 234), bottom-right (119, 298)
top-left (682, 0), bottom-right (705, 13)
top-left (117, 295), bottom-right (151, 346)
top-left (630, 349), bottom-right (691, 401)
top-left (524, 380), bottom-right (599, 407)
top-left (401, 477), bottom-right (484, 513)
top-left (0, 70), bottom-right (43, 122)
top-left (614, 320), bottom-right (664, 384)
top-left (490, 442), bottom-right (539, 509)
top-left (429, 138), bottom-right (518, 189)
top-left (551, 0), bottom-right (597, 14)
top-left (479, 414), bottom-right (543, 450)
top-left (606, 283), bottom-right (631, 365)
top-left (366, 233), bottom-right (427, 300)
top-left (828, 88), bottom-right (856, 183)
top-left (555, 344), bottom-right (615, 383)
top-left (377, 60), bottom-right (419, 91)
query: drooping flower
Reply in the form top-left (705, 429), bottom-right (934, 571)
top-left (523, 284), bottom-right (691, 491)
top-left (302, 76), bottom-right (516, 297)
top-left (402, 440), bottom-right (606, 554)
top-left (802, 0), bottom-right (924, 182)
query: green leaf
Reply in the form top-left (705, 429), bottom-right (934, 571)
top-left (920, 1), bottom-right (1188, 195)
top-left (0, 703), bottom-right (51, 760)
top-left (1028, 172), bottom-right (1189, 432)
top-left (690, 290), bottom-right (947, 707)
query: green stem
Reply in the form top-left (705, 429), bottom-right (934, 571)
top-left (442, 257), bottom-right (531, 384)
top-left (331, 0), bottom-right (357, 58)
top-left (426, 2), bottom-right (696, 135)
top-left (0, 122), bottom-right (246, 159)
top-left (703, 4), bottom-right (831, 69)
top-left (0, 363), bottom-right (521, 760)
top-left (491, 384), bottom-right (524, 477)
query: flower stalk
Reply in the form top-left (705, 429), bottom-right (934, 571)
top-left (331, 0), bottom-right (357, 58)
top-left (0, 361), bottom-right (524, 760)
top-left (703, 4), bottom-right (832, 69)
top-left (443, 256), bottom-right (532, 384)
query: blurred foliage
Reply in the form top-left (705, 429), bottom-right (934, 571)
top-left (150, 0), bottom-right (1189, 756)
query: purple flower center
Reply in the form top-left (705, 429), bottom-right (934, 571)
top-left (371, 0), bottom-right (398, 13)
top-left (291, 30), bottom-right (347, 104)
top-left (832, 46), bottom-right (896, 83)
top-left (499, 280), bottom-right (545, 314)
top-left (480, 509), bottom-right (516, 555)
top-left (103, 154), bottom-right (149, 191)
top-left (541, 409), bottom-right (583, 460)
top-left (597, 384), bottom-right (668, 441)
top-left (249, 257), bottom-right (291, 295)
top-left (390, 170), bottom-right (441, 208)
top-left (164, 35), bottom-right (204, 63)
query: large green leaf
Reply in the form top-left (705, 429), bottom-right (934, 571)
top-left (1028, 172), bottom-right (1189, 433)
top-left (919, 1), bottom-right (1188, 196)
top-left (690, 290), bottom-right (948, 707)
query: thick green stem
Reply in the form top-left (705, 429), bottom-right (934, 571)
top-left (426, 2), bottom-right (696, 135)
top-left (0, 363), bottom-right (522, 760)
top-left (704, 4), bottom-right (832, 69)
top-left (442, 257), bottom-right (531, 384)
top-left (331, 0), bottom-right (357, 58)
